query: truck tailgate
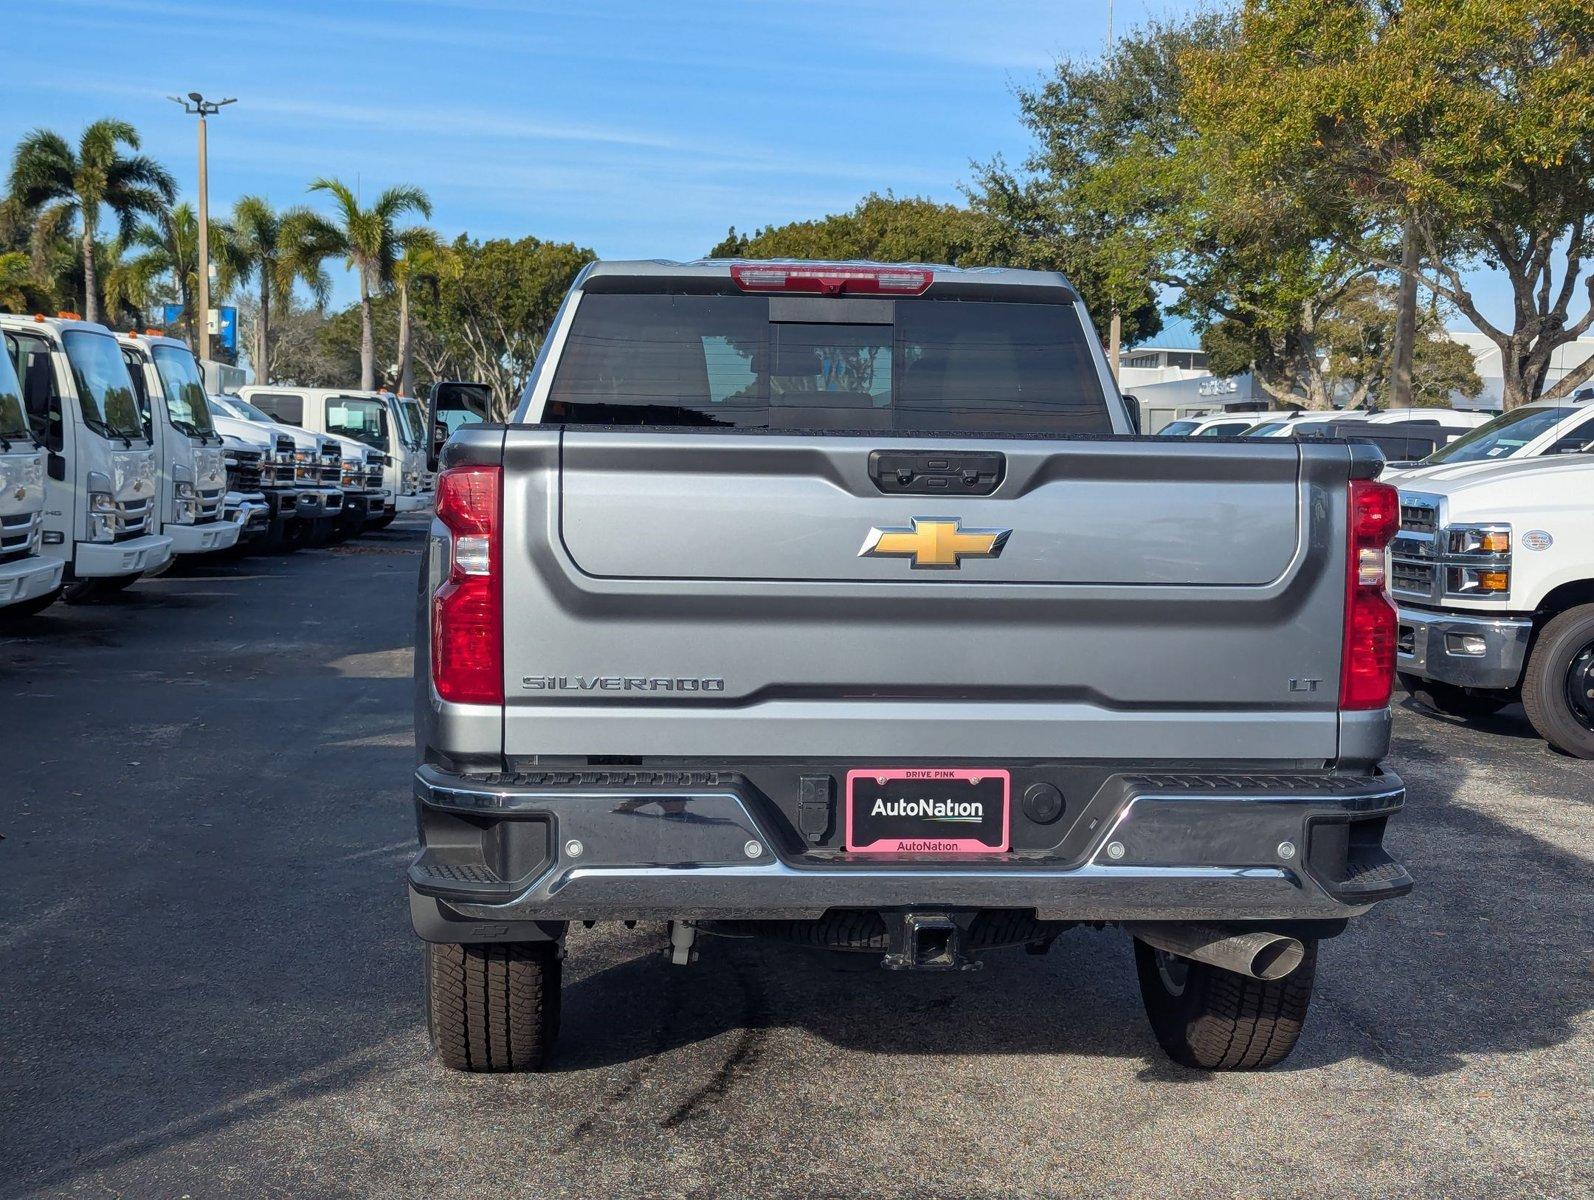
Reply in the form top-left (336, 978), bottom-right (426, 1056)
top-left (500, 429), bottom-right (1353, 762)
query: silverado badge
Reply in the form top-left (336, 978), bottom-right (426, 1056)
top-left (858, 517), bottom-right (1010, 570)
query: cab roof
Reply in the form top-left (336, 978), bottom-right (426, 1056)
top-left (574, 258), bottom-right (1080, 302)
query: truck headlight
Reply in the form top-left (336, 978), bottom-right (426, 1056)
top-left (1449, 566), bottom-right (1510, 594)
top-left (87, 491), bottom-right (117, 542)
top-left (1449, 526), bottom-right (1510, 555)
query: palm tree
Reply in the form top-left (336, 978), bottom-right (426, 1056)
top-left (215, 196), bottom-right (328, 382)
top-left (294, 178), bottom-right (432, 389)
top-left (391, 227), bottom-right (457, 397)
top-left (7, 119), bottom-right (175, 323)
top-left (106, 204), bottom-right (232, 347)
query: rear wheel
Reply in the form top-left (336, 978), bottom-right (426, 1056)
top-left (425, 941), bottom-right (561, 1072)
top-left (61, 575), bottom-right (138, 605)
top-left (1398, 672), bottom-right (1508, 718)
top-left (1521, 604), bottom-right (1594, 759)
top-left (1134, 936), bottom-right (1316, 1071)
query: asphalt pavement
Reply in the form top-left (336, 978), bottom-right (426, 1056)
top-left (1, 518), bottom-right (1589, 1199)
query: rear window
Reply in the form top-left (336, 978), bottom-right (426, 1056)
top-left (540, 293), bottom-right (1111, 434)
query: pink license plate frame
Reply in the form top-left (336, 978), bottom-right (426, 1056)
top-left (844, 768), bottom-right (1011, 855)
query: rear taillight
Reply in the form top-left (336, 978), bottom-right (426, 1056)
top-left (1340, 478), bottom-right (1400, 710)
top-left (431, 464), bottom-right (502, 705)
top-left (729, 263), bottom-right (932, 296)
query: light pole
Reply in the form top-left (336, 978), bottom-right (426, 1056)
top-left (168, 92), bottom-right (235, 362)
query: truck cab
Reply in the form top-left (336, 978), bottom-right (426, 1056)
top-left (238, 386), bottom-right (416, 526)
top-left (115, 333), bottom-right (243, 558)
top-left (394, 394), bottom-right (434, 510)
top-left (0, 333), bottom-right (66, 616)
top-left (1392, 454), bottom-right (1594, 758)
top-left (0, 314), bottom-right (173, 600)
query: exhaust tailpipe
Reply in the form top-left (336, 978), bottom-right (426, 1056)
top-left (1126, 922), bottom-right (1305, 981)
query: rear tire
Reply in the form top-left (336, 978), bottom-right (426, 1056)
top-left (1134, 936), bottom-right (1316, 1071)
top-left (425, 941), bottom-right (561, 1072)
top-left (1521, 604), bottom-right (1594, 759)
top-left (1398, 672), bottom-right (1508, 718)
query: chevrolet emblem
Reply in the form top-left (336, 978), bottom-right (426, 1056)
top-left (858, 517), bottom-right (1010, 570)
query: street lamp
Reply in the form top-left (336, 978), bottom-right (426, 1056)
top-left (168, 92), bottom-right (235, 362)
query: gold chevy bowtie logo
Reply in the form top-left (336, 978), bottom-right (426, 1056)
top-left (858, 518), bottom-right (1011, 570)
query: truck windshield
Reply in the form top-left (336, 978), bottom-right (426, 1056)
top-left (326, 396), bottom-right (389, 450)
top-left (0, 344), bottom-right (28, 441)
top-left (150, 344), bottom-right (216, 437)
top-left (215, 396), bottom-right (275, 424)
top-left (541, 294), bottom-right (1112, 434)
top-left (63, 330), bottom-right (145, 441)
top-left (1422, 405), bottom-right (1579, 464)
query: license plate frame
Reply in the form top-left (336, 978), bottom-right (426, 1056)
top-left (844, 768), bottom-right (1011, 855)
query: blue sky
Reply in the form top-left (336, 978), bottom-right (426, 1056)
top-left (6, 0), bottom-right (1513, 328)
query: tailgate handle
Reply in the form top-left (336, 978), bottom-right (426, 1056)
top-left (868, 450), bottom-right (1004, 496)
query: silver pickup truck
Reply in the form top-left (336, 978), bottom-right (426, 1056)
top-left (412, 260), bottom-right (1412, 1073)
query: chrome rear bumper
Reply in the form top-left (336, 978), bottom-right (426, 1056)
top-left (409, 765), bottom-right (1411, 939)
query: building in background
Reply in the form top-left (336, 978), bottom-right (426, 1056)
top-left (1119, 314), bottom-right (1593, 429)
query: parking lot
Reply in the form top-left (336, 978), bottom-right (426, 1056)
top-left (1, 517), bottom-right (1589, 1200)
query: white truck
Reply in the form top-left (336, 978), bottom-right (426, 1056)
top-left (0, 336), bottom-right (65, 616)
top-left (207, 394), bottom-right (350, 548)
top-left (1385, 394), bottom-right (1594, 482)
top-left (115, 333), bottom-right (243, 559)
top-left (1391, 454), bottom-right (1594, 757)
top-left (237, 386), bottom-right (419, 525)
top-left (1, 314), bottom-right (173, 602)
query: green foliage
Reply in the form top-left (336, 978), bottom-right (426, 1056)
top-left (293, 178), bottom-right (433, 388)
top-left (0, 251), bottom-right (30, 310)
top-left (710, 194), bottom-right (997, 265)
top-left (6, 119), bottom-right (175, 322)
top-left (413, 234), bottom-right (592, 415)
top-left (1315, 280), bottom-right (1483, 407)
top-left (1186, 0), bottom-right (1594, 406)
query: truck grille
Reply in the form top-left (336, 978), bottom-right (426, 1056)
top-left (364, 460), bottom-right (383, 487)
top-left (1399, 501), bottom-right (1438, 535)
top-left (0, 511), bottom-right (38, 562)
top-left (1391, 560), bottom-right (1434, 595)
top-left (227, 448), bottom-right (264, 492)
top-left (199, 487), bottom-right (225, 521)
top-left (319, 448), bottom-right (342, 484)
top-left (115, 496), bottom-right (151, 540)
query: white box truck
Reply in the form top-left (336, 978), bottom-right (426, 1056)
top-left (1, 315), bottom-right (172, 602)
